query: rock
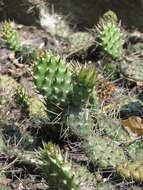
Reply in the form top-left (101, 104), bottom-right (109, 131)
top-left (1, 0), bottom-right (143, 31)
top-left (46, 0), bottom-right (143, 31)
top-left (0, 0), bottom-right (40, 25)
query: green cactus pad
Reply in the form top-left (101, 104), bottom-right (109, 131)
top-left (17, 46), bottom-right (40, 63)
top-left (96, 11), bottom-right (123, 59)
top-left (67, 107), bottom-right (94, 139)
top-left (84, 135), bottom-right (127, 168)
top-left (72, 164), bottom-right (96, 188)
top-left (97, 116), bottom-right (131, 144)
top-left (0, 75), bottom-right (49, 122)
top-left (120, 56), bottom-right (143, 83)
top-left (127, 140), bottom-right (143, 161)
top-left (72, 64), bottom-right (98, 107)
top-left (33, 51), bottom-right (73, 106)
top-left (41, 142), bottom-right (79, 190)
top-left (117, 160), bottom-right (143, 182)
top-left (1, 20), bottom-right (20, 51)
top-left (17, 86), bottom-right (49, 121)
top-left (96, 182), bottom-right (116, 190)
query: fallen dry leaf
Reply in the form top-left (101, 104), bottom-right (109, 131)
top-left (121, 116), bottom-right (143, 136)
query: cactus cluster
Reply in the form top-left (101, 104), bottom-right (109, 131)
top-left (1, 20), bottom-right (20, 51)
top-left (2, 10), bottom-right (143, 190)
top-left (96, 10), bottom-right (123, 59)
top-left (33, 51), bottom-right (98, 110)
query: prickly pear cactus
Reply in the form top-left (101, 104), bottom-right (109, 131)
top-left (1, 20), bottom-right (20, 51)
top-left (96, 182), bottom-right (116, 190)
top-left (0, 75), bottom-right (49, 122)
top-left (72, 64), bottom-right (98, 108)
top-left (120, 55), bottom-right (143, 84)
top-left (68, 32), bottom-right (94, 50)
top-left (33, 51), bottom-right (73, 106)
top-left (126, 140), bottom-right (143, 161)
top-left (117, 160), bottom-right (143, 182)
top-left (17, 86), bottom-right (49, 121)
top-left (67, 107), bottom-right (95, 139)
top-left (97, 116), bottom-right (131, 144)
top-left (96, 10), bottom-right (123, 59)
top-left (119, 98), bottom-right (143, 118)
top-left (84, 135), bottom-right (127, 168)
top-left (127, 42), bottom-right (143, 56)
top-left (40, 142), bottom-right (79, 190)
top-left (67, 106), bottom-right (126, 169)
top-left (72, 164), bottom-right (96, 188)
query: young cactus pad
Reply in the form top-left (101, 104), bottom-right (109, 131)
top-left (72, 64), bottom-right (98, 107)
top-left (40, 142), bottom-right (79, 190)
top-left (96, 10), bottom-right (123, 59)
top-left (33, 51), bottom-right (73, 106)
top-left (1, 20), bottom-right (20, 51)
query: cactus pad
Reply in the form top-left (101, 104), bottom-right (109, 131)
top-left (33, 51), bottom-right (73, 106)
top-left (1, 20), bottom-right (19, 51)
top-left (117, 160), bottom-right (143, 182)
top-left (84, 135), bottom-right (127, 168)
top-left (120, 56), bottom-right (143, 84)
top-left (97, 116), bottom-right (131, 144)
top-left (72, 64), bottom-right (98, 107)
top-left (67, 107), bottom-right (94, 139)
top-left (96, 11), bottom-right (123, 59)
top-left (41, 142), bottom-right (79, 190)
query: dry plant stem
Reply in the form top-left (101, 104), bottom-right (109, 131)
top-left (0, 157), bottom-right (19, 172)
top-left (124, 136), bottom-right (143, 146)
